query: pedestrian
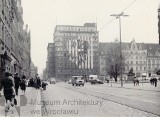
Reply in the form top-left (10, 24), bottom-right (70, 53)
top-left (41, 81), bottom-right (48, 90)
top-left (133, 77), bottom-right (139, 86)
top-left (14, 73), bottom-right (21, 95)
top-left (153, 78), bottom-right (158, 87)
top-left (29, 78), bottom-right (34, 87)
top-left (0, 72), bottom-right (15, 112)
top-left (36, 77), bottom-right (41, 89)
top-left (20, 75), bottom-right (27, 94)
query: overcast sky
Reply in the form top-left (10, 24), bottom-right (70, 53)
top-left (21, 0), bottom-right (160, 75)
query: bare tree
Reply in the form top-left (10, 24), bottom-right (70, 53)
top-left (105, 42), bottom-right (125, 82)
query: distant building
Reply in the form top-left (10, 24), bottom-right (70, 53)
top-left (53, 23), bottom-right (99, 80)
top-left (145, 44), bottom-right (160, 77)
top-left (122, 40), bottom-right (147, 77)
top-left (99, 40), bottom-right (160, 78)
top-left (46, 43), bottom-right (55, 78)
top-left (30, 62), bottom-right (38, 78)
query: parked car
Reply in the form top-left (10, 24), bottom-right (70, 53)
top-left (71, 76), bottom-right (85, 86)
top-left (90, 79), bottom-right (104, 84)
top-left (50, 78), bottom-right (56, 84)
top-left (88, 75), bottom-right (103, 84)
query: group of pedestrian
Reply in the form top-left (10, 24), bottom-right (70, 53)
top-left (150, 77), bottom-right (158, 87)
top-left (28, 74), bottom-right (48, 90)
top-left (0, 72), bottom-right (27, 112)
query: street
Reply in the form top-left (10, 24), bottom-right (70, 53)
top-left (0, 81), bottom-right (159, 117)
top-left (41, 82), bottom-right (160, 117)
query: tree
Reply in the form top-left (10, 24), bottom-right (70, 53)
top-left (105, 42), bottom-right (125, 82)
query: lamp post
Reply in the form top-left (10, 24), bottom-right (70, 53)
top-left (110, 12), bottom-right (129, 87)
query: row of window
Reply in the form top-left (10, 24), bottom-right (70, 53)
top-left (123, 51), bottom-right (146, 54)
top-left (56, 26), bottom-right (96, 32)
top-left (126, 61), bottom-right (146, 65)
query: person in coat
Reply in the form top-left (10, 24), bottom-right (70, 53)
top-left (14, 73), bottom-right (21, 95)
top-left (42, 81), bottom-right (48, 90)
top-left (20, 75), bottom-right (27, 94)
top-left (0, 72), bottom-right (15, 112)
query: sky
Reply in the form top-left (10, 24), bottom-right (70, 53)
top-left (21, 0), bottom-right (160, 75)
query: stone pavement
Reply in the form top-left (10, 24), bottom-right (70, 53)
top-left (104, 80), bottom-right (160, 91)
top-left (0, 87), bottom-right (42, 117)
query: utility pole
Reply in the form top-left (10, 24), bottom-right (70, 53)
top-left (110, 12), bottom-right (129, 87)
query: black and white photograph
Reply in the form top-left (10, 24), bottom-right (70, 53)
top-left (0, 0), bottom-right (160, 117)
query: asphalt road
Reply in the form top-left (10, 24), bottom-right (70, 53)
top-left (41, 82), bottom-right (160, 117)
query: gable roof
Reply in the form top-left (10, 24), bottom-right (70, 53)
top-left (99, 42), bottom-right (160, 56)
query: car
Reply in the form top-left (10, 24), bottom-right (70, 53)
top-left (71, 76), bottom-right (85, 86)
top-left (50, 78), bottom-right (56, 84)
top-left (90, 79), bottom-right (104, 84)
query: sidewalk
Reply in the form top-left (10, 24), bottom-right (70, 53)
top-left (104, 81), bottom-right (160, 91)
top-left (0, 87), bottom-right (42, 117)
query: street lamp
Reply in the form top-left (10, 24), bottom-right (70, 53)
top-left (110, 12), bottom-right (129, 87)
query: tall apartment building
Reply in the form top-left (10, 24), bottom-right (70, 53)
top-left (46, 43), bottom-right (55, 78)
top-left (53, 23), bottom-right (99, 80)
top-left (0, 0), bottom-right (31, 79)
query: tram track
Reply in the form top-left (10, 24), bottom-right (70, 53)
top-left (59, 85), bottom-right (160, 117)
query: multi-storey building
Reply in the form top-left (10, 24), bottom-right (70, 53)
top-left (46, 43), bottom-right (55, 78)
top-left (53, 23), bottom-right (99, 80)
top-left (158, 3), bottom-right (160, 44)
top-left (122, 40), bottom-right (147, 77)
top-left (145, 44), bottom-right (160, 77)
top-left (0, 0), bottom-right (31, 79)
top-left (30, 61), bottom-right (38, 78)
top-left (99, 40), bottom-right (160, 78)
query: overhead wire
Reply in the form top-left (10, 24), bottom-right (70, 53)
top-left (98, 0), bottom-right (137, 32)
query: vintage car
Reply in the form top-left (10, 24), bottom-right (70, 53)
top-left (71, 76), bottom-right (85, 86)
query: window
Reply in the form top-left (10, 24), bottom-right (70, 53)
top-left (140, 66), bottom-right (142, 70)
top-left (136, 61), bottom-right (138, 64)
top-left (131, 61), bottom-right (133, 64)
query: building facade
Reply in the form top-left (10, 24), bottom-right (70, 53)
top-left (0, 0), bottom-right (31, 79)
top-left (30, 61), bottom-right (38, 78)
top-left (46, 43), bottom-right (55, 78)
top-left (122, 40), bottom-right (147, 77)
top-left (145, 44), bottom-right (160, 77)
top-left (53, 23), bottom-right (99, 80)
top-left (99, 40), bottom-right (160, 78)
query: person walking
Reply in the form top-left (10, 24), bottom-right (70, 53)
top-left (14, 73), bottom-right (21, 95)
top-left (0, 72), bottom-right (15, 112)
top-left (36, 77), bottom-right (41, 89)
top-left (153, 77), bottom-right (158, 87)
top-left (20, 75), bottom-right (27, 94)
top-left (42, 81), bottom-right (48, 90)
